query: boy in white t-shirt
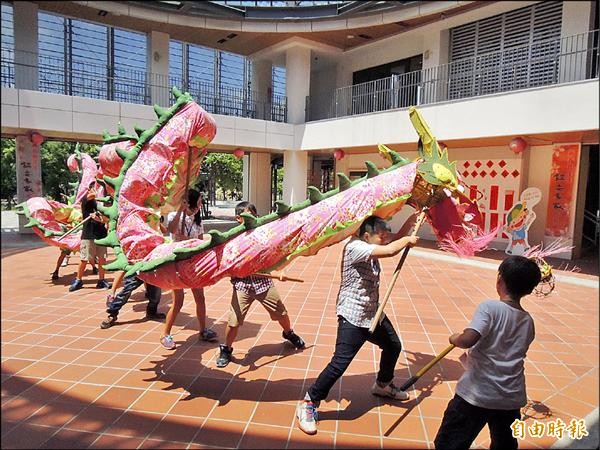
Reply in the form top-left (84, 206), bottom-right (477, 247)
top-left (434, 255), bottom-right (542, 450)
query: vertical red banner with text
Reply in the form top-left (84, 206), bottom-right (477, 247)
top-left (545, 144), bottom-right (580, 237)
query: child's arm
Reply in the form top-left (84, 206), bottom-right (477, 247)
top-left (393, 211), bottom-right (418, 240)
top-left (371, 234), bottom-right (419, 258)
top-left (167, 205), bottom-right (185, 236)
top-left (449, 328), bottom-right (481, 349)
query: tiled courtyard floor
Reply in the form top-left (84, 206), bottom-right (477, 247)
top-left (1, 242), bottom-right (598, 449)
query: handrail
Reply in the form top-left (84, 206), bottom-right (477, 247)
top-left (0, 48), bottom-right (287, 122)
top-left (306, 29), bottom-right (599, 121)
top-left (583, 208), bottom-right (600, 246)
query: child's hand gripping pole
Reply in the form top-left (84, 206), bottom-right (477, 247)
top-left (368, 210), bottom-right (427, 334)
top-left (56, 215), bottom-right (92, 241)
top-left (399, 344), bottom-right (455, 391)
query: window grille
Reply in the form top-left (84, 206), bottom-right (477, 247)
top-left (38, 12), bottom-right (67, 94)
top-left (71, 19), bottom-right (108, 99)
top-left (449, 1), bottom-right (563, 99)
top-left (1, 2), bottom-right (14, 87)
top-left (272, 65), bottom-right (286, 97)
top-left (37, 11), bottom-right (148, 101)
top-left (114, 28), bottom-right (147, 103)
top-left (187, 43), bottom-right (216, 112)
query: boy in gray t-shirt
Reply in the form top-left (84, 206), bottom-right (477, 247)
top-left (434, 255), bottom-right (541, 450)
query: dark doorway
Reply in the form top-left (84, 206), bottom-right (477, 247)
top-left (270, 155), bottom-right (283, 211)
top-left (582, 145), bottom-right (599, 255)
top-left (309, 155), bottom-right (335, 193)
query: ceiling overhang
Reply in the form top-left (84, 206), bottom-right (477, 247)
top-left (31, 1), bottom-right (490, 56)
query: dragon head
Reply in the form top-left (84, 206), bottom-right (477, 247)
top-left (404, 107), bottom-right (496, 256)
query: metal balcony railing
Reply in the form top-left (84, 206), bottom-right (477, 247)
top-left (306, 29), bottom-right (599, 121)
top-left (0, 49), bottom-right (287, 123)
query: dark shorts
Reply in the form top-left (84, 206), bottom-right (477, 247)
top-left (434, 394), bottom-right (520, 450)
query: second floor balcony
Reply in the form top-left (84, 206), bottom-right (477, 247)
top-left (1, 49), bottom-right (288, 123)
top-left (307, 29), bottom-right (599, 121)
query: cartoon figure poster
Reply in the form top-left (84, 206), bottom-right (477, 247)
top-left (504, 187), bottom-right (542, 255)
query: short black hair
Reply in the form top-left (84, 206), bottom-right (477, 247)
top-left (187, 189), bottom-right (200, 207)
top-left (359, 216), bottom-right (391, 236)
top-left (235, 201), bottom-right (257, 217)
top-left (498, 255), bottom-right (542, 299)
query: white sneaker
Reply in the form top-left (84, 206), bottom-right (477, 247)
top-left (296, 400), bottom-right (318, 435)
top-left (371, 382), bottom-right (409, 401)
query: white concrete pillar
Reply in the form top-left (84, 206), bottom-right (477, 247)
top-left (246, 153), bottom-right (272, 215)
top-left (13, 2), bottom-right (38, 90)
top-left (285, 46), bottom-right (311, 124)
top-left (16, 135), bottom-right (43, 233)
top-left (242, 153), bottom-right (250, 202)
top-left (421, 29), bottom-right (450, 104)
top-left (282, 150), bottom-right (308, 205)
top-left (147, 30), bottom-right (170, 106)
top-left (251, 59), bottom-right (272, 120)
top-left (559, 1), bottom-right (595, 83)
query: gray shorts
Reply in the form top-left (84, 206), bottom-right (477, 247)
top-left (79, 239), bottom-right (107, 261)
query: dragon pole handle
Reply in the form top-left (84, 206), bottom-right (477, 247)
top-left (369, 210), bottom-right (427, 333)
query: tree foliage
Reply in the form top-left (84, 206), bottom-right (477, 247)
top-left (198, 153), bottom-right (243, 200)
top-left (40, 141), bottom-right (99, 200)
top-left (1, 138), bottom-right (17, 208)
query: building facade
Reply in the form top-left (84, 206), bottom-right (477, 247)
top-left (1, 1), bottom-right (598, 258)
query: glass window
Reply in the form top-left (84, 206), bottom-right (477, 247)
top-left (1, 2), bottom-right (14, 87)
top-left (114, 28), bottom-right (147, 103)
top-left (71, 19), bottom-right (108, 99)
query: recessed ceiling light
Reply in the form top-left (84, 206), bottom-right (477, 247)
top-left (346, 34), bottom-right (355, 39)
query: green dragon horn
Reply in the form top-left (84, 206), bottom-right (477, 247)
top-left (172, 86), bottom-right (183, 98)
top-left (275, 201), bottom-right (291, 216)
top-left (365, 161), bottom-right (380, 178)
top-left (337, 173), bottom-right (352, 191)
top-left (307, 186), bottom-right (324, 204)
top-left (134, 125), bottom-right (145, 137)
top-left (240, 212), bottom-right (259, 229)
top-left (117, 123), bottom-right (127, 136)
top-left (208, 229), bottom-right (228, 245)
top-left (153, 104), bottom-right (168, 118)
top-left (102, 130), bottom-right (111, 141)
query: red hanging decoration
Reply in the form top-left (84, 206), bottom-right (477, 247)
top-left (333, 148), bottom-right (345, 160)
top-left (233, 148), bottom-right (245, 159)
top-left (509, 137), bottom-right (527, 154)
top-left (30, 132), bottom-right (44, 146)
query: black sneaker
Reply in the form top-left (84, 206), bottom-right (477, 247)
top-left (69, 279), bottom-right (83, 292)
top-left (283, 329), bottom-right (306, 349)
top-left (100, 315), bottom-right (117, 329)
top-left (51, 271), bottom-right (59, 281)
top-left (96, 279), bottom-right (112, 289)
top-left (146, 310), bottom-right (166, 321)
top-left (216, 344), bottom-right (233, 368)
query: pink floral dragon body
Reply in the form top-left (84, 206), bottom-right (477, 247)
top-left (16, 149), bottom-right (105, 252)
top-left (94, 88), bottom-right (494, 290)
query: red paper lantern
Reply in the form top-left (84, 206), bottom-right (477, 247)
top-left (30, 132), bottom-right (44, 146)
top-left (509, 137), bottom-right (527, 154)
top-left (333, 148), bottom-right (345, 160)
top-left (233, 148), bottom-right (245, 159)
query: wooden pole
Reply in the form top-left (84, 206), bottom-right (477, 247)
top-left (369, 210), bottom-right (427, 333)
top-left (399, 344), bottom-right (455, 391)
top-left (179, 146), bottom-right (195, 235)
top-left (256, 273), bottom-right (304, 283)
top-left (56, 215), bottom-right (92, 241)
